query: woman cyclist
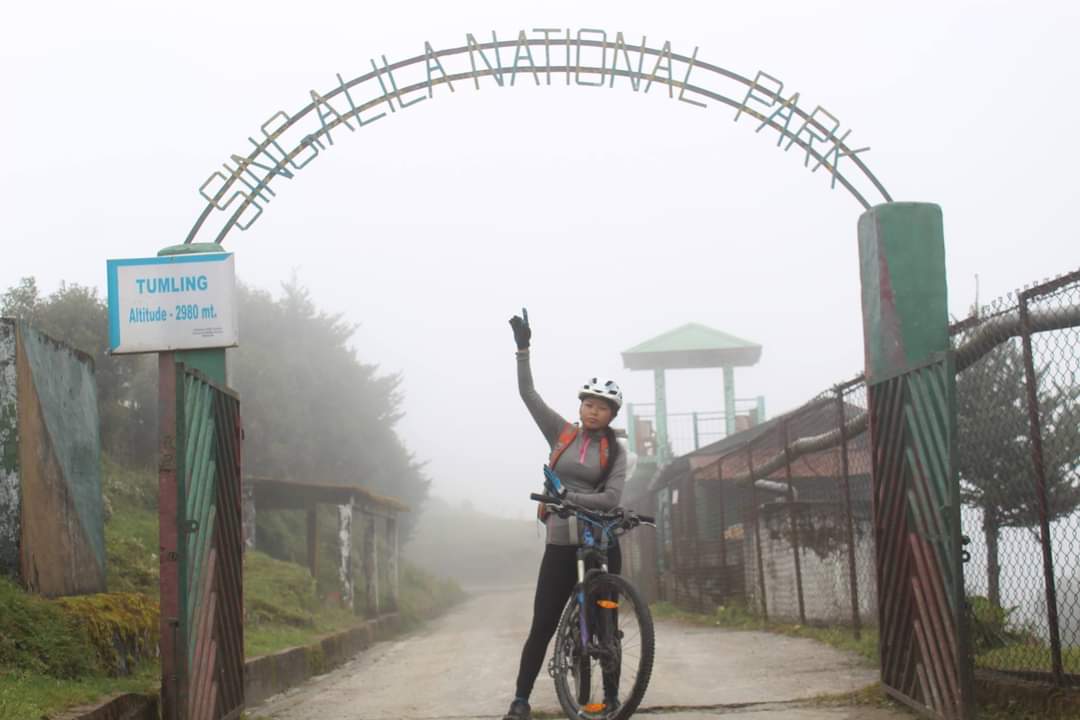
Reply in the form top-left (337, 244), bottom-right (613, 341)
top-left (503, 311), bottom-right (629, 720)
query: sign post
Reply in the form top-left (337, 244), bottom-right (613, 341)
top-left (107, 242), bottom-right (238, 720)
top-left (107, 242), bottom-right (237, 384)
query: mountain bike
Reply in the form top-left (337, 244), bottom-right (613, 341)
top-left (530, 487), bottom-right (656, 720)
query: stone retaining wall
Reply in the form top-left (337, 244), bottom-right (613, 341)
top-left (66, 613), bottom-right (401, 719)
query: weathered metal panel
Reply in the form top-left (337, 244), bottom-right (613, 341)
top-left (0, 319), bottom-right (19, 578)
top-left (170, 364), bottom-right (244, 720)
top-left (870, 357), bottom-right (970, 719)
top-left (12, 321), bottom-right (105, 596)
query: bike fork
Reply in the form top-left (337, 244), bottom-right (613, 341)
top-left (577, 556), bottom-right (589, 645)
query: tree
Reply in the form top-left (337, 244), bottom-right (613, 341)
top-left (1, 275), bottom-right (430, 537)
top-left (957, 337), bottom-right (1080, 607)
top-left (231, 280), bottom-right (429, 536)
top-left (1, 277), bottom-right (156, 464)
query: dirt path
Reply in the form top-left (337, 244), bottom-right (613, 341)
top-left (248, 586), bottom-right (909, 719)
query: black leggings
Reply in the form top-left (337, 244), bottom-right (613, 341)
top-left (514, 543), bottom-right (622, 700)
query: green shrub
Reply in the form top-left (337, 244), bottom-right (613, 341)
top-left (968, 596), bottom-right (1027, 653)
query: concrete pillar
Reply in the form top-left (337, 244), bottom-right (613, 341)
top-left (337, 499), bottom-right (355, 611)
top-left (653, 368), bottom-right (669, 463)
top-left (723, 366), bottom-right (736, 436)
top-left (242, 481), bottom-right (255, 551)
top-left (363, 513), bottom-right (379, 617)
top-left (386, 516), bottom-right (399, 612)
top-left (857, 203), bottom-right (948, 380)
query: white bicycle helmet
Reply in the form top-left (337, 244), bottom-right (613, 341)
top-left (579, 377), bottom-right (624, 411)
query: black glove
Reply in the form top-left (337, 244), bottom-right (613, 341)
top-left (509, 313), bottom-right (531, 351)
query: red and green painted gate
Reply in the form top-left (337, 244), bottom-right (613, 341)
top-left (159, 357), bottom-right (245, 720)
top-left (859, 204), bottom-right (973, 719)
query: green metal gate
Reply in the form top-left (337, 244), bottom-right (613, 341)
top-left (160, 359), bottom-right (244, 720)
top-left (869, 355), bottom-right (971, 718)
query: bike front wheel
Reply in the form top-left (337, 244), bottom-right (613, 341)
top-left (551, 572), bottom-right (655, 720)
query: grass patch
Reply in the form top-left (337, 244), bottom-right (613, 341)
top-left (0, 577), bottom-right (159, 720)
top-left (978, 643), bottom-right (1080, 675)
top-left (102, 458), bottom-right (159, 597)
top-left (396, 563), bottom-right (467, 631)
top-left (0, 578), bottom-right (98, 679)
top-left (650, 601), bottom-right (879, 665)
top-left (0, 663), bottom-right (159, 720)
top-left (243, 550), bottom-right (363, 658)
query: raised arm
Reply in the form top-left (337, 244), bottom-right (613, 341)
top-left (517, 350), bottom-right (567, 447)
top-left (510, 311), bottom-right (566, 447)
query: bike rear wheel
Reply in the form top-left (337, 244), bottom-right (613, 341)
top-left (551, 573), bottom-right (654, 720)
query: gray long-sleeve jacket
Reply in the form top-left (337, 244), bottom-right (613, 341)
top-left (517, 350), bottom-right (627, 545)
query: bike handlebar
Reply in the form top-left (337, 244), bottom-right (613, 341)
top-left (530, 494), bottom-right (655, 528)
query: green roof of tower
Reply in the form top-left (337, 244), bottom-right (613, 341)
top-left (621, 323), bottom-right (762, 370)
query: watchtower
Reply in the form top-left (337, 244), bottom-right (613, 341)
top-left (621, 322), bottom-right (763, 464)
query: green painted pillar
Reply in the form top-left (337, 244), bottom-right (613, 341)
top-left (625, 402), bottom-right (637, 454)
top-left (653, 368), bottom-right (669, 463)
top-left (723, 366), bottom-right (736, 436)
top-left (857, 203), bottom-right (948, 379)
top-left (157, 243), bottom-right (228, 386)
top-left (858, 202), bottom-right (973, 717)
top-left (756, 396), bottom-right (766, 426)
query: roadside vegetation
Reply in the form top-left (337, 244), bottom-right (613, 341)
top-left (650, 600), bottom-right (878, 664)
top-left (652, 600), bottom-right (1080, 719)
top-left (2, 457), bottom-right (464, 719)
top-left (0, 276), bottom-right (462, 717)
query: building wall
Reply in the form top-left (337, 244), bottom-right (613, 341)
top-left (754, 504), bottom-right (877, 626)
top-left (0, 320), bottom-right (19, 578)
top-left (2, 320), bottom-right (105, 596)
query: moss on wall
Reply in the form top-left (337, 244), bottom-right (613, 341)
top-left (53, 592), bottom-right (159, 677)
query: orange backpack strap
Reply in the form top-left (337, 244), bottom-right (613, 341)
top-left (539, 424), bottom-right (613, 523)
top-left (548, 422), bottom-right (580, 470)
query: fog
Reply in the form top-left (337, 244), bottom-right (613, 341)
top-left (2, 0), bottom-right (1078, 518)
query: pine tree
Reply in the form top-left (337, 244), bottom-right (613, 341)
top-left (956, 338), bottom-right (1080, 607)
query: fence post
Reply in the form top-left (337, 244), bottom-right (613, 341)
top-left (782, 418), bottom-right (807, 625)
top-left (1019, 292), bottom-right (1065, 685)
top-left (687, 476), bottom-right (704, 611)
top-left (158, 353), bottom-right (182, 720)
top-left (836, 385), bottom-right (863, 639)
top-left (716, 462), bottom-right (728, 599)
top-left (748, 443), bottom-right (768, 622)
top-left (692, 412), bottom-right (700, 450)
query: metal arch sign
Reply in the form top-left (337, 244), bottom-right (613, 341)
top-left (185, 29), bottom-right (893, 247)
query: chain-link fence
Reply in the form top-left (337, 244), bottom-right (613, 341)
top-left (953, 269), bottom-right (1080, 686)
top-left (626, 380), bottom-right (877, 635)
top-left (626, 268), bottom-right (1080, 684)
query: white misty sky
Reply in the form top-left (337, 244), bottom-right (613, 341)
top-left (1, 1), bottom-right (1077, 518)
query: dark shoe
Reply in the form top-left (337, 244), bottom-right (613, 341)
top-left (603, 697), bottom-right (621, 717)
top-left (503, 698), bottom-right (531, 720)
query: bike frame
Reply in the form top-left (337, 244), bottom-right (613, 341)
top-left (573, 515), bottom-right (621, 650)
